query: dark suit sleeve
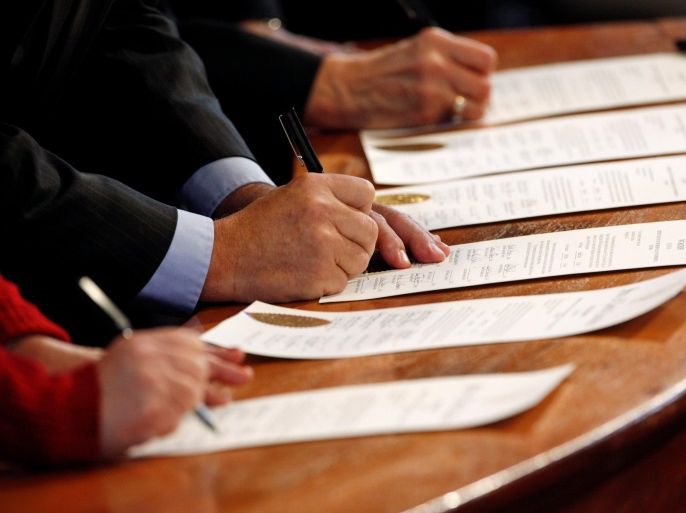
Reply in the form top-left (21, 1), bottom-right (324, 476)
top-left (176, 19), bottom-right (322, 184)
top-left (50, 0), bottom-right (259, 204)
top-left (0, 123), bottom-right (177, 327)
top-left (168, 0), bottom-right (283, 22)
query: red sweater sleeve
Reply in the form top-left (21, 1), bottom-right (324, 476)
top-left (0, 350), bottom-right (100, 465)
top-left (0, 277), bottom-right (70, 344)
top-left (0, 277), bottom-right (100, 465)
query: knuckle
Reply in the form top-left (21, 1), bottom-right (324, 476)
top-left (303, 195), bottom-right (330, 218)
top-left (466, 103), bottom-right (487, 120)
top-left (414, 103), bottom-right (439, 125)
top-left (360, 178), bottom-right (376, 201)
top-left (413, 83), bottom-right (434, 104)
top-left (472, 78), bottom-right (492, 100)
top-left (480, 46), bottom-right (498, 70)
top-left (139, 401), bottom-right (166, 428)
top-left (350, 251), bottom-right (372, 276)
top-left (419, 27), bottom-right (442, 43)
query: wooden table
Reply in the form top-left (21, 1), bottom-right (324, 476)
top-left (3, 18), bottom-right (686, 513)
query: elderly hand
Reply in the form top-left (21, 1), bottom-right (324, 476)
top-left (305, 27), bottom-right (497, 129)
top-left (98, 329), bottom-right (252, 458)
top-left (371, 202), bottom-right (449, 268)
top-left (202, 173), bottom-right (378, 303)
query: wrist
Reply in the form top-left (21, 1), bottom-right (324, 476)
top-left (304, 53), bottom-right (367, 129)
top-left (10, 336), bottom-right (104, 374)
top-left (200, 216), bottom-right (241, 302)
top-left (213, 182), bottom-right (274, 218)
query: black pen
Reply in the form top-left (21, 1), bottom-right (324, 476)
top-left (396, 0), bottom-right (440, 28)
top-left (279, 107), bottom-right (323, 173)
top-left (78, 276), bottom-right (219, 433)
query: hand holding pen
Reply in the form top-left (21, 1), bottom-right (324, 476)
top-left (79, 277), bottom-right (252, 438)
top-left (278, 108), bottom-right (450, 273)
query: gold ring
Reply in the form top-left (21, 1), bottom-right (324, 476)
top-left (453, 95), bottom-right (467, 120)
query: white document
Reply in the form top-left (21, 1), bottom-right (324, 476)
top-left (129, 365), bottom-right (573, 458)
top-left (486, 53), bottom-right (686, 125)
top-left (202, 270), bottom-right (686, 359)
top-left (363, 53), bottom-right (686, 138)
top-left (362, 105), bottom-right (686, 185)
top-left (374, 156), bottom-right (686, 230)
top-left (321, 220), bottom-right (686, 303)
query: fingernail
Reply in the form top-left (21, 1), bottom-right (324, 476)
top-left (398, 249), bottom-right (411, 266)
top-left (243, 366), bottom-right (254, 379)
top-left (431, 241), bottom-right (447, 257)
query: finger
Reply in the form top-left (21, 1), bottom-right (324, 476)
top-left (370, 211), bottom-right (411, 269)
top-left (410, 80), bottom-right (461, 126)
top-left (333, 235), bottom-right (376, 277)
top-left (144, 328), bottom-right (205, 355)
top-left (331, 207), bottom-right (378, 256)
top-left (207, 355), bottom-right (254, 386)
top-left (161, 349), bottom-right (208, 384)
top-left (454, 95), bottom-right (489, 122)
top-left (165, 374), bottom-right (206, 415)
top-left (205, 345), bottom-right (246, 364)
top-left (323, 174), bottom-right (376, 214)
top-left (409, 53), bottom-right (490, 122)
top-left (204, 382), bottom-right (233, 407)
top-left (372, 203), bottom-right (449, 263)
top-left (451, 65), bottom-right (492, 104)
top-left (419, 28), bottom-right (497, 73)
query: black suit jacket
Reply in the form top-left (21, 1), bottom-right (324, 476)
top-left (1, 0), bottom-right (258, 341)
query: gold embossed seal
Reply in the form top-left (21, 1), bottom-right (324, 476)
top-left (375, 193), bottom-right (431, 206)
top-left (247, 312), bottom-right (331, 328)
top-left (374, 142), bottom-right (444, 152)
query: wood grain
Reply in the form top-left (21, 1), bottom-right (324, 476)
top-left (2, 18), bottom-right (686, 513)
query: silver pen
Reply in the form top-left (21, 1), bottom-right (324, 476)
top-left (78, 276), bottom-right (218, 433)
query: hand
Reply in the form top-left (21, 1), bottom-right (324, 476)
top-left (213, 182), bottom-right (275, 218)
top-left (203, 346), bottom-right (253, 406)
top-left (201, 173), bottom-right (378, 303)
top-left (371, 203), bottom-right (449, 268)
top-left (305, 27), bottom-right (497, 129)
top-left (97, 329), bottom-right (251, 458)
top-left (9, 336), bottom-right (103, 374)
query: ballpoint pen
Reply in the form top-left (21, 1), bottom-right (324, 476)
top-left (279, 107), bottom-right (323, 173)
top-left (78, 276), bottom-right (219, 433)
top-left (396, 0), bottom-right (439, 28)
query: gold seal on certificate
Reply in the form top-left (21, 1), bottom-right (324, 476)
top-left (247, 312), bottom-right (330, 328)
top-left (374, 142), bottom-right (445, 152)
top-left (375, 193), bottom-right (431, 206)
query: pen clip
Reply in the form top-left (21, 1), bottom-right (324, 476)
top-left (279, 113), bottom-right (306, 169)
top-left (279, 108), bottom-right (324, 173)
top-left (287, 108), bottom-right (323, 173)
top-left (78, 276), bottom-right (133, 336)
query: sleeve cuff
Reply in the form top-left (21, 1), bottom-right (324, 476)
top-left (179, 157), bottom-right (275, 217)
top-left (135, 210), bottom-right (214, 315)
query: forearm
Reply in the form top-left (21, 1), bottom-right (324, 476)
top-left (9, 337), bottom-right (103, 375)
top-left (0, 124), bottom-right (178, 304)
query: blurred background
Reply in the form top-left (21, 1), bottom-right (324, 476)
top-left (275, 0), bottom-right (686, 40)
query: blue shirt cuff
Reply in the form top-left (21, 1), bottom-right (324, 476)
top-left (135, 210), bottom-right (214, 315)
top-left (179, 157), bottom-right (275, 217)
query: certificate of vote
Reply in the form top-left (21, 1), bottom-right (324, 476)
top-left (363, 105), bottom-right (686, 185)
top-left (363, 53), bottom-right (686, 137)
top-left (130, 366), bottom-right (573, 458)
top-left (321, 220), bottom-right (686, 303)
top-left (203, 270), bottom-right (686, 359)
top-left (374, 156), bottom-right (686, 230)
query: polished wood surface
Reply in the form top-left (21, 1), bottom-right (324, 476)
top-left (3, 18), bottom-right (686, 513)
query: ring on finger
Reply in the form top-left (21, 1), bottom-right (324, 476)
top-left (453, 95), bottom-right (467, 121)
